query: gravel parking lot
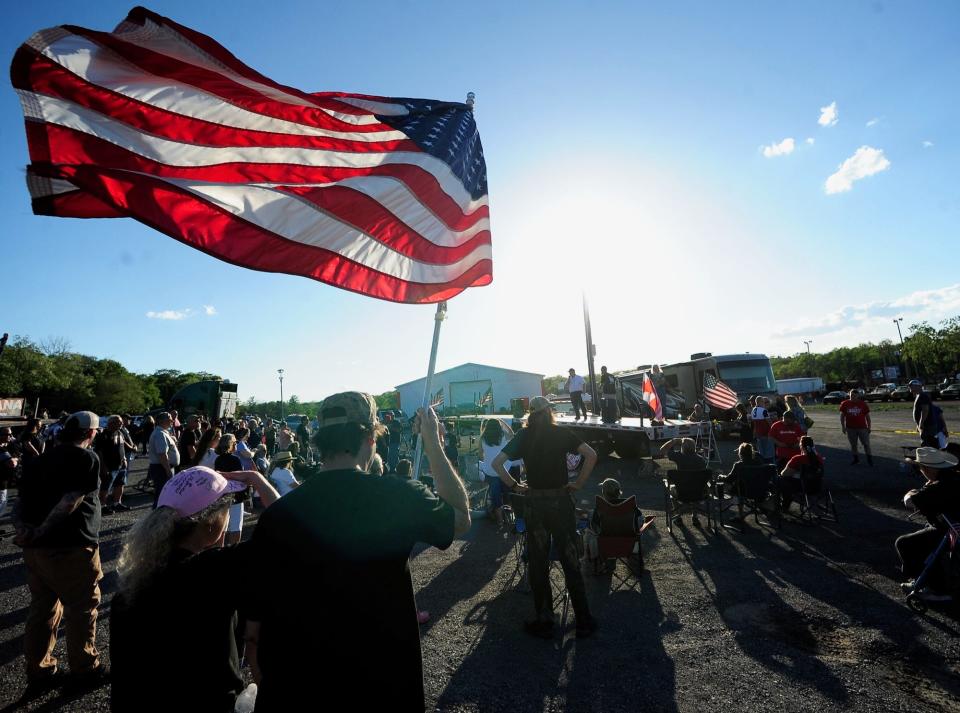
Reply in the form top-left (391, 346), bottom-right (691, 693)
top-left (1, 404), bottom-right (958, 712)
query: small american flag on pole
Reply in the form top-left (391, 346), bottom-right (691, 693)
top-left (430, 388), bottom-right (444, 409)
top-left (703, 374), bottom-right (739, 411)
top-left (11, 7), bottom-right (491, 304)
top-left (480, 388), bottom-right (492, 406)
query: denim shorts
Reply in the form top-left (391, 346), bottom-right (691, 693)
top-left (485, 475), bottom-right (504, 509)
top-left (101, 468), bottom-right (127, 490)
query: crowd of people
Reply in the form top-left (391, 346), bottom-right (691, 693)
top-left (2, 378), bottom-right (959, 710)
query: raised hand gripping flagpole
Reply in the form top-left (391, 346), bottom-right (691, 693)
top-left (412, 300), bottom-right (448, 480)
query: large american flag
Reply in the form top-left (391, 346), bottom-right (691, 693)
top-left (703, 374), bottom-right (739, 411)
top-left (11, 7), bottom-right (491, 304)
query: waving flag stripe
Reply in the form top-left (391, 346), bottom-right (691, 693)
top-left (159, 179), bottom-right (492, 280)
top-left (19, 93), bottom-right (482, 212)
top-left (278, 186), bottom-right (491, 261)
top-left (25, 44), bottom-right (408, 142)
top-left (107, 14), bottom-right (404, 124)
top-left (12, 7), bottom-right (490, 303)
top-left (59, 28), bottom-right (401, 132)
top-left (25, 123), bottom-right (489, 231)
top-left (58, 166), bottom-right (492, 302)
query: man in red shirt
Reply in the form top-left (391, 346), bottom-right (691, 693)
top-left (750, 397), bottom-right (774, 460)
top-left (768, 412), bottom-right (804, 469)
top-left (839, 389), bottom-right (873, 466)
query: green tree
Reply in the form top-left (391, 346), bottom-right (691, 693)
top-left (374, 391), bottom-right (399, 409)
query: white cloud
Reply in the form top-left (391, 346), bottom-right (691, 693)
top-left (824, 145), bottom-right (890, 194)
top-left (203, 305), bottom-right (218, 316)
top-left (866, 118), bottom-right (880, 127)
top-left (774, 284), bottom-right (960, 339)
top-left (146, 309), bottom-right (191, 321)
top-left (818, 101), bottom-right (838, 127)
top-left (806, 137), bottom-right (815, 146)
top-left (922, 140), bottom-right (934, 148)
top-left (761, 137), bottom-right (795, 158)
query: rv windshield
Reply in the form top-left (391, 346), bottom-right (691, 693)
top-left (717, 360), bottom-right (776, 395)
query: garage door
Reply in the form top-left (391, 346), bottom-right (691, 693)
top-left (450, 380), bottom-right (492, 411)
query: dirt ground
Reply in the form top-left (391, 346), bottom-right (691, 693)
top-left (1, 405), bottom-right (959, 711)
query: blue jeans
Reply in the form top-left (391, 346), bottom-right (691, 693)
top-left (388, 443), bottom-right (400, 472)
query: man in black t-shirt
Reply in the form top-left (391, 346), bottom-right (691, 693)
top-left (177, 415), bottom-right (202, 470)
top-left (599, 366), bottom-right (620, 423)
top-left (386, 414), bottom-right (403, 472)
top-left (910, 380), bottom-right (939, 448)
top-left (13, 411), bottom-right (107, 696)
top-left (94, 415), bottom-right (129, 513)
top-left (246, 392), bottom-right (470, 712)
top-left (493, 396), bottom-right (599, 639)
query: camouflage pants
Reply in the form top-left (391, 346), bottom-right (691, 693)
top-left (525, 495), bottom-right (591, 623)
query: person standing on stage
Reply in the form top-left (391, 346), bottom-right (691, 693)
top-left (599, 366), bottom-right (620, 423)
top-left (492, 396), bottom-right (598, 639)
top-left (566, 368), bottom-right (588, 421)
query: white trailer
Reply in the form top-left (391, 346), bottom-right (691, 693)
top-left (776, 377), bottom-right (824, 396)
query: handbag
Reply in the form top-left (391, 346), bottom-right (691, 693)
top-left (804, 416), bottom-right (815, 429)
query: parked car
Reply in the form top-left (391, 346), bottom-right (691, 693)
top-left (890, 386), bottom-right (912, 401)
top-left (822, 391), bottom-right (848, 405)
top-left (923, 385), bottom-right (940, 400)
top-left (864, 387), bottom-right (892, 403)
top-left (940, 384), bottom-right (960, 400)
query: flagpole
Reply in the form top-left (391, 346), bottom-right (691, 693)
top-left (412, 301), bottom-right (448, 480)
top-left (582, 292), bottom-right (599, 415)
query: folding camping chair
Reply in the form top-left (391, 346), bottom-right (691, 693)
top-left (593, 495), bottom-right (655, 587)
top-left (663, 469), bottom-right (715, 534)
top-left (726, 463), bottom-right (781, 530)
top-left (796, 462), bottom-right (839, 523)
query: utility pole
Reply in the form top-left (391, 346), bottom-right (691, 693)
top-left (803, 340), bottom-right (812, 354)
top-left (582, 293), bottom-right (599, 414)
top-left (894, 318), bottom-right (910, 379)
top-left (278, 368), bottom-right (285, 421)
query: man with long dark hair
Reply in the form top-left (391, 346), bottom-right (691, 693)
top-left (492, 396), bottom-right (599, 638)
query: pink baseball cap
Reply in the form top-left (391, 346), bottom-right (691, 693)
top-left (157, 466), bottom-right (246, 518)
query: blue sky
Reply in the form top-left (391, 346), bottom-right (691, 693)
top-left (2, 1), bottom-right (958, 404)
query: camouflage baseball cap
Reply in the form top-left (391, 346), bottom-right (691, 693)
top-left (319, 392), bottom-right (378, 428)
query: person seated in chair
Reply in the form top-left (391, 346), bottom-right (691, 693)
top-left (589, 478), bottom-right (643, 533)
top-left (896, 447), bottom-right (960, 602)
top-left (585, 478), bottom-right (644, 570)
top-left (658, 437), bottom-right (706, 473)
top-left (778, 436), bottom-right (824, 512)
top-left (717, 442), bottom-right (761, 496)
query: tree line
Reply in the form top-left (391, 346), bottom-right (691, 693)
top-left (0, 336), bottom-right (220, 417)
top-left (771, 317), bottom-right (960, 383)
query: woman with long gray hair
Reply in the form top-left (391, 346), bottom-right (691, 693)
top-left (110, 466), bottom-right (279, 713)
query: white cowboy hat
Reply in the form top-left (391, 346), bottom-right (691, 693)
top-left (906, 447), bottom-right (959, 469)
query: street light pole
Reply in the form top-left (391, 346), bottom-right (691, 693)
top-left (803, 340), bottom-right (812, 354)
top-left (278, 369), bottom-right (285, 421)
top-left (894, 318), bottom-right (910, 379)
